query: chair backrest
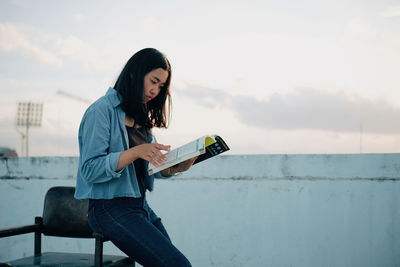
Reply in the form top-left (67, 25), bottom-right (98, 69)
top-left (42, 186), bottom-right (93, 238)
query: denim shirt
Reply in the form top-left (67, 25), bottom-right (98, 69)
top-left (74, 87), bottom-right (169, 200)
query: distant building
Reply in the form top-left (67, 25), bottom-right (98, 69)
top-left (0, 147), bottom-right (18, 158)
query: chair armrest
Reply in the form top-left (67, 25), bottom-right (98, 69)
top-left (0, 224), bottom-right (41, 238)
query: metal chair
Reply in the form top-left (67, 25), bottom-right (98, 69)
top-left (0, 186), bottom-right (134, 267)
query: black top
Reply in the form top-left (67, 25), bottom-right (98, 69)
top-left (126, 125), bottom-right (149, 195)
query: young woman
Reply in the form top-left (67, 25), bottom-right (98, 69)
top-left (75, 48), bottom-right (195, 266)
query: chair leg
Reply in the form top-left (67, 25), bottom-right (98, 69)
top-left (34, 217), bottom-right (42, 256)
top-left (94, 233), bottom-right (104, 267)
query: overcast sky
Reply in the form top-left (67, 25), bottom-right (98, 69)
top-left (1, 0), bottom-right (400, 156)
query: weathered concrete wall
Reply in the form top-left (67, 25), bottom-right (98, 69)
top-left (1, 154), bottom-right (400, 267)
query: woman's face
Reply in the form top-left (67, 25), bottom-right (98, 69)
top-left (143, 68), bottom-right (169, 103)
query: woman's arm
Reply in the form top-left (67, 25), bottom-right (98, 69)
top-left (79, 105), bottom-right (120, 183)
top-left (79, 104), bottom-right (169, 183)
top-left (116, 143), bottom-right (170, 171)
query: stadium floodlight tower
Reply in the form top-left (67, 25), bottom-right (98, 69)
top-left (15, 102), bottom-right (43, 157)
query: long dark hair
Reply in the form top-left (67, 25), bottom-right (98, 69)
top-left (114, 48), bottom-right (171, 129)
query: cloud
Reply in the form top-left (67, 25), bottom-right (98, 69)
top-left (0, 23), bottom-right (106, 72)
top-left (53, 35), bottom-right (105, 72)
top-left (381, 5), bottom-right (400, 17)
top-left (175, 84), bottom-right (231, 108)
top-left (0, 23), bottom-right (63, 67)
top-left (177, 85), bottom-right (400, 134)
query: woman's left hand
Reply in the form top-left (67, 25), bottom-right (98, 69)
top-left (173, 156), bottom-right (198, 172)
top-left (161, 156), bottom-right (198, 176)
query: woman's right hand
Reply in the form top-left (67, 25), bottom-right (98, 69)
top-left (134, 143), bottom-right (170, 167)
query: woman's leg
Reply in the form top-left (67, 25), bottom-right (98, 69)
top-left (88, 198), bottom-right (191, 267)
top-left (145, 203), bottom-right (171, 242)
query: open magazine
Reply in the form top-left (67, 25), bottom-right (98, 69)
top-left (148, 135), bottom-right (229, 175)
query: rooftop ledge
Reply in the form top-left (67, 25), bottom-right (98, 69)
top-left (1, 153), bottom-right (399, 180)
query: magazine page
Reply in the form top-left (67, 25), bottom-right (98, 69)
top-left (148, 136), bottom-right (207, 175)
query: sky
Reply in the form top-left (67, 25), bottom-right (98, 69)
top-left (0, 0), bottom-right (400, 156)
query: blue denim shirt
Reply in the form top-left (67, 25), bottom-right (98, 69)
top-left (74, 87), bottom-right (168, 200)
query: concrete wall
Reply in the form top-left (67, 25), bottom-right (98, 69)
top-left (1, 154), bottom-right (399, 267)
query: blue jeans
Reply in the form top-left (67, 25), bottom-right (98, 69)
top-left (88, 197), bottom-right (191, 267)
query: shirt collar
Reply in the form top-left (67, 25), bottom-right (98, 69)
top-left (106, 87), bottom-right (123, 108)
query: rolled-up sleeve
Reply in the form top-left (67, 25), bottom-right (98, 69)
top-left (106, 151), bottom-right (123, 177)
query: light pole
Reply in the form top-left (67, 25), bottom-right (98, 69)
top-left (15, 102), bottom-right (43, 157)
top-left (56, 89), bottom-right (91, 104)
